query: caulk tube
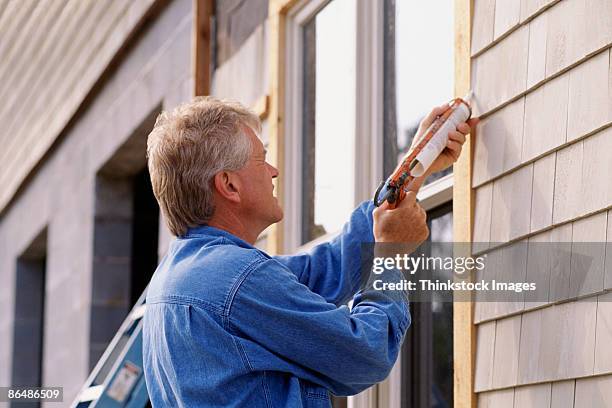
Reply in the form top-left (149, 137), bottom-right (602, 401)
top-left (409, 100), bottom-right (471, 177)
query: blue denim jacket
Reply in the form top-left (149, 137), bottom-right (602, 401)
top-left (143, 201), bottom-right (410, 407)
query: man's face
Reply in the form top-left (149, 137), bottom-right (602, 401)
top-left (234, 127), bottom-right (283, 228)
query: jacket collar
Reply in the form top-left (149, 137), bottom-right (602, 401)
top-left (182, 225), bottom-right (255, 249)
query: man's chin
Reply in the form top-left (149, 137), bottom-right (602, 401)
top-left (274, 206), bottom-right (284, 223)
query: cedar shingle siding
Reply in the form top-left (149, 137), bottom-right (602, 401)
top-left (471, 0), bottom-right (612, 405)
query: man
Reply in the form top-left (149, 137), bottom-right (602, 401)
top-left (143, 97), bottom-right (473, 407)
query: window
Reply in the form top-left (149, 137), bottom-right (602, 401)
top-left (400, 203), bottom-right (454, 408)
top-left (383, 1), bottom-right (456, 406)
top-left (283, 0), bottom-right (456, 406)
top-left (284, 2), bottom-right (384, 406)
top-left (284, 0), bottom-right (383, 252)
top-left (301, 0), bottom-right (357, 244)
top-left (383, 0), bottom-right (455, 185)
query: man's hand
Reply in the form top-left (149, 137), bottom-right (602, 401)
top-left (373, 192), bottom-right (428, 244)
top-left (412, 104), bottom-right (479, 175)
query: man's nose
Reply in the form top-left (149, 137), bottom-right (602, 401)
top-left (267, 163), bottom-right (279, 178)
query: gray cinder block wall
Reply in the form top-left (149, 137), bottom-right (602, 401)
top-left (0, 0), bottom-right (193, 404)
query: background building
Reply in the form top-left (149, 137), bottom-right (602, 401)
top-left (0, 0), bottom-right (610, 407)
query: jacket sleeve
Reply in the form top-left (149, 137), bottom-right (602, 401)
top-left (273, 200), bottom-right (375, 306)
top-left (228, 256), bottom-right (410, 396)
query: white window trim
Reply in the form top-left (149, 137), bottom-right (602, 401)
top-left (292, 175), bottom-right (454, 255)
top-left (417, 173), bottom-right (454, 211)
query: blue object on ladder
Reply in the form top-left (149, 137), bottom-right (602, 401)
top-left (71, 292), bottom-right (150, 408)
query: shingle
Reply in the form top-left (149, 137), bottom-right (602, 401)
top-left (551, 380), bottom-right (575, 408)
top-left (490, 388), bottom-right (515, 407)
top-left (526, 12), bottom-right (547, 88)
top-left (494, 240), bottom-right (528, 317)
top-left (546, 0), bottom-right (587, 76)
top-left (522, 73), bottom-right (569, 161)
top-left (606, 209), bottom-right (612, 290)
top-left (518, 308), bottom-right (544, 384)
top-left (491, 164), bottom-right (533, 242)
top-left (524, 230), bottom-right (552, 310)
top-left (553, 141), bottom-right (583, 223)
top-left (472, 0), bottom-right (496, 55)
top-left (530, 154), bottom-right (556, 232)
top-left (574, 375), bottom-right (612, 408)
top-left (581, 127), bottom-right (612, 215)
top-left (539, 304), bottom-right (563, 380)
top-left (567, 50), bottom-right (610, 141)
top-left (492, 315), bottom-right (522, 388)
top-left (594, 292), bottom-right (612, 374)
top-left (494, 0), bottom-right (521, 39)
top-left (476, 248), bottom-right (502, 322)
top-left (584, 0), bottom-right (612, 53)
top-left (549, 223), bottom-right (572, 302)
top-left (475, 321), bottom-right (496, 392)
top-left (520, 0), bottom-right (554, 22)
top-left (555, 299), bottom-right (597, 379)
top-left (472, 26), bottom-right (529, 115)
top-left (514, 383), bottom-right (551, 408)
top-left (473, 98), bottom-right (525, 185)
top-left (473, 183), bottom-right (493, 251)
top-left (569, 212), bottom-right (607, 298)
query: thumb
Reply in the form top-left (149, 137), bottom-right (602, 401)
top-left (379, 201), bottom-right (390, 210)
top-left (373, 200), bottom-right (390, 215)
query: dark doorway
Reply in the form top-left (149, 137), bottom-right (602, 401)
top-left (12, 228), bottom-right (47, 408)
top-left (130, 167), bottom-right (159, 305)
top-left (90, 109), bottom-right (160, 368)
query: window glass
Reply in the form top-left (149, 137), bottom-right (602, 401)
top-left (385, 2), bottom-right (456, 402)
top-left (401, 203), bottom-right (454, 408)
top-left (384, 0), bottom-right (455, 184)
top-left (302, 0), bottom-right (356, 244)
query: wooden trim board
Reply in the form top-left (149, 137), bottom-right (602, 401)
top-left (193, 0), bottom-right (213, 96)
top-left (453, 0), bottom-right (476, 407)
top-left (266, 0), bottom-right (300, 254)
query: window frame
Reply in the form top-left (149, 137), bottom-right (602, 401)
top-left (278, 0), bottom-right (464, 408)
top-left (282, 0), bottom-right (384, 254)
top-left (381, 180), bottom-right (454, 408)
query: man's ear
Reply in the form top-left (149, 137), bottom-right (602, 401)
top-left (213, 171), bottom-right (241, 204)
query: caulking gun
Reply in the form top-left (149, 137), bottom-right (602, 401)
top-left (373, 96), bottom-right (473, 208)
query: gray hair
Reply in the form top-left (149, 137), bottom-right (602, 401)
top-left (146, 96), bottom-right (260, 236)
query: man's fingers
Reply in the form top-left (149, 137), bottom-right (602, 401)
top-left (403, 191), bottom-right (418, 206)
top-left (436, 103), bottom-right (449, 113)
top-left (421, 104), bottom-right (449, 128)
top-left (467, 117), bottom-right (480, 128)
top-left (448, 130), bottom-right (466, 144)
top-left (378, 200), bottom-right (390, 210)
top-left (373, 200), bottom-right (391, 219)
top-left (418, 203), bottom-right (427, 221)
top-left (446, 140), bottom-right (462, 153)
top-left (457, 122), bottom-right (471, 135)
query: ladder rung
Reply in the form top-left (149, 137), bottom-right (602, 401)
top-left (130, 305), bottom-right (147, 321)
top-left (78, 385), bottom-right (104, 402)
